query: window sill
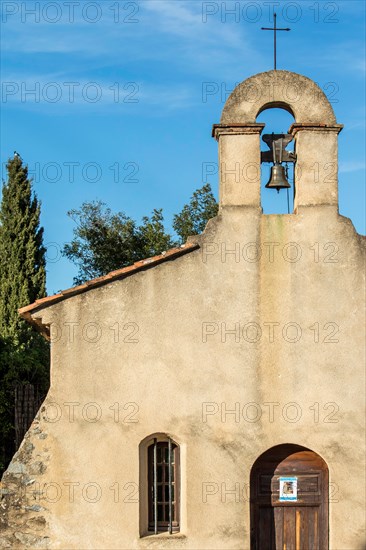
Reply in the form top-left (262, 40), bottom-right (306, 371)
top-left (140, 532), bottom-right (186, 540)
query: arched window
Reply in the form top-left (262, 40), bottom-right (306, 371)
top-left (139, 434), bottom-right (180, 536)
top-left (148, 438), bottom-right (180, 533)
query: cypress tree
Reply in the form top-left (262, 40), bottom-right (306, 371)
top-left (0, 154), bottom-right (49, 473)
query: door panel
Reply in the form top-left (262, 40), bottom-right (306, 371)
top-left (283, 506), bottom-right (296, 549)
top-left (251, 445), bottom-right (328, 550)
top-left (256, 505), bottom-right (322, 550)
top-left (274, 507), bottom-right (283, 549)
top-left (258, 507), bottom-right (274, 548)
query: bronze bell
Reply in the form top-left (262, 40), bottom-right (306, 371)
top-left (265, 163), bottom-right (291, 193)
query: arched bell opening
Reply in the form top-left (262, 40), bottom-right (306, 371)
top-left (256, 107), bottom-right (296, 215)
top-left (250, 443), bottom-right (329, 549)
top-left (257, 101), bottom-right (295, 119)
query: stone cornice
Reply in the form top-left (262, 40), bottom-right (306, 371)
top-left (212, 123), bottom-right (265, 140)
top-left (289, 123), bottom-right (344, 136)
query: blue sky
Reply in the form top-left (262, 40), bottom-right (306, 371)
top-left (1, 0), bottom-right (365, 294)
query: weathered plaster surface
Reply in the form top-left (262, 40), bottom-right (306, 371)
top-left (221, 70), bottom-right (336, 124)
top-left (1, 207), bottom-right (364, 549)
top-left (1, 71), bottom-right (365, 549)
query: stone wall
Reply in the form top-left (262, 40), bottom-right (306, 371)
top-left (0, 410), bottom-right (50, 548)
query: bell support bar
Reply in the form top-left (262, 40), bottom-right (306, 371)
top-left (261, 133), bottom-right (296, 164)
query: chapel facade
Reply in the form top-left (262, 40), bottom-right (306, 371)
top-left (0, 70), bottom-right (365, 549)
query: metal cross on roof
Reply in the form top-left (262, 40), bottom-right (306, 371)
top-left (261, 13), bottom-right (290, 70)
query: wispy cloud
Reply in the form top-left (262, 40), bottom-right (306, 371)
top-left (339, 161), bottom-right (366, 174)
top-left (143, 0), bottom-right (243, 47)
top-left (1, 72), bottom-right (199, 113)
top-left (313, 41), bottom-right (366, 75)
top-left (141, 0), bottom-right (264, 76)
top-left (1, 0), bottom-right (264, 79)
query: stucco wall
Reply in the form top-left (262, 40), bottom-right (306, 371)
top-left (1, 205), bottom-right (365, 549)
top-left (1, 70), bottom-right (365, 549)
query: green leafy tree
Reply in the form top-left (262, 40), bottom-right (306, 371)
top-left (173, 184), bottom-right (218, 243)
top-left (63, 201), bottom-right (138, 284)
top-left (63, 184), bottom-right (218, 285)
top-left (63, 202), bottom-right (175, 285)
top-left (0, 154), bottom-right (49, 473)
top-left (136, 209), bottom-right (175, 259)
top-left (0, 336), bottom-right (13, 473)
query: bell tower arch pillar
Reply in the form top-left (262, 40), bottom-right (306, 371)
top-left (290, 123), bottom-right (343, 211)
top-left (212, 123), bottom-right (264, 208)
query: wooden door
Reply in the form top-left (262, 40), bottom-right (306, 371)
top-left (250, 444), bottom-right (328, 550)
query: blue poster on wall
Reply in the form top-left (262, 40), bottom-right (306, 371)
top-left (279, 476), bottom-right (298, 501)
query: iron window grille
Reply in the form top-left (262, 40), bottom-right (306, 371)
top-left (148, 438), bottom-right (180, 534)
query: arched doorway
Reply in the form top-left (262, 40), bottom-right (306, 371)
top-left (250, 444), bottom-right (328, 549)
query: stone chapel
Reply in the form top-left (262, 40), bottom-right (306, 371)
top-left (0, 70), bottom-right (365, 549)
